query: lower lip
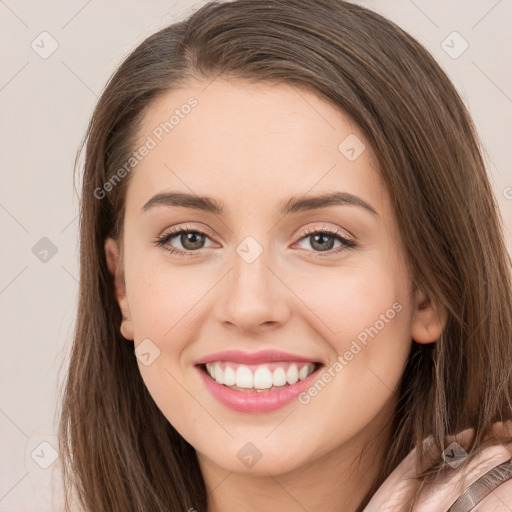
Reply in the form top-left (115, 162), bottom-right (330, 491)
top-left (196, 365), bottom-right (322, 413)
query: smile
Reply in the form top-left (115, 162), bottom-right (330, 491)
top-left (195, 350), bottom-right (324, 413)
top-left (204, 361), bottom-right (317, 391)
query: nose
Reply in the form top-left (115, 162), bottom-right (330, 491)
top-left (218, 244), bottom-right (290, 333)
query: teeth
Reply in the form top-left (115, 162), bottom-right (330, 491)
top-left (272, 367), bottom-right (287, 386)
top-left (253, 367), bottom-right (273, 389)
top-left (223, 365), bottom-right (236, 386)
top-left (298, 365), bottom-right (310, 381)
top-left (214, 364), bottom-right (224, 385)
top-left (204, 362), bottom-right (316, 390)
top-left (286, 365), bottom-right (299, 385)
top-left (235, 365), bottom-right (253, 388)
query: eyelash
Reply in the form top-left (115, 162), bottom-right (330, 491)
top-left (153, 224), bottom-right (357, 258)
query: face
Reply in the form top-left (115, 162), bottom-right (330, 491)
top-left (105, 78), bottom-right (444, 478)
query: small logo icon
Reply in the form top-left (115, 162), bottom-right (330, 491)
top-left (338, 134), bottom-right (366, 161)
top-left (236, 236), bottom-right (263, 264)
top-left (442, 441), bottom-right (468, 469)
top-left (32, 237), bottom-right (58, 263)
top-left (237, 442), bottom-right (263, 468)
top-left (135, 338), bottom-right (161, 366)
top-left (31, 31), bottom-right (59, 59)
top-left (31, 441), bottom-right (58, 469)
top-left (441, 31), bottom-right (469, 59)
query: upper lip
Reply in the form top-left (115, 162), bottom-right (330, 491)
top-left (195, 350), bottom-right (321, 366)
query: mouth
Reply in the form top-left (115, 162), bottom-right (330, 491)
top-left (195, 357), bottom-right (324, 413)
top-left (197, 361), bottom-right (322, 392)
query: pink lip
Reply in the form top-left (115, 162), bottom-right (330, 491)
top-left (194, 349), bottom-right (319, 365)
top-left (196, 364), bottom-right (322, 413)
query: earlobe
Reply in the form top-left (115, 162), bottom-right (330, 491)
top-left (104, 237), bottom-right (134, 341)
top-left (411, 289), bottom-right (447, 344)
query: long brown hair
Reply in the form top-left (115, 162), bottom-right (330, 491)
top-left (58, 0), bottom-right (512, 510)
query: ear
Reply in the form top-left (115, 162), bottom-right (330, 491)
top-left (105, 237), bottom-right (134, 341)
top-left (411, 289), bottom-right (447, 344)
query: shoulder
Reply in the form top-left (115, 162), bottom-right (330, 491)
top-left (364, 422), bottom-right (512, 512)
top-left (414, 442), bottom-right (511, 512)
top-left (472, 476), bottom-right (512, 511)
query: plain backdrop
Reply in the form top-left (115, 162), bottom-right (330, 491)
top-left (1, 1), bottom-right (511, 510)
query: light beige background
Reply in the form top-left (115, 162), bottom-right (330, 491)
top-left (1, 1), bottom-right (511, 510)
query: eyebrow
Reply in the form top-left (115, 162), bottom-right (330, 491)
top-left (141, 191), bottom-right (378, 217)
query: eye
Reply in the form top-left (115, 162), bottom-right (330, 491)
top-left (154, 224), bottom-right (357, 258)
top-left (293, 225), bottom-right (356, 257)
top-left (153, 224), bottom-right (216, 257)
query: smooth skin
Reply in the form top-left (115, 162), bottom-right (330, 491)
top-left (105, 78), bottom-right (449, 511)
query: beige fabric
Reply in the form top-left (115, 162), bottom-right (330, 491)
top-left (448, 458), bottom-right (512, 511)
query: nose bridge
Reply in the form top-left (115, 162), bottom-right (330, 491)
top-left (234, 237), bottom-right (269, 289)
top-left (219, 234), bottom-right (289, 330)
top-left (232, 234), bottom-right (274, 301)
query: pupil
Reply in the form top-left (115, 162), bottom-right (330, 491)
top-left (311, 234), bottom-right (334, 251)
top-left (182, 232), bottom-right (204, 250)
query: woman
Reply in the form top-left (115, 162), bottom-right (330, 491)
top-left (59, 1), bottom-right (512, 510)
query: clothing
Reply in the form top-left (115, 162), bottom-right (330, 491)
top-left (448, 458), bottom-right (512, 511)
top-left (364, 422), bottom-right (512, 511)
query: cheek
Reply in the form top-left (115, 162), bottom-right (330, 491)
top-left (289, 262), bottom-right (411, 353)
top-left (125, 269), bottom-right (206, 430)
top-left (126, 262), bottom-right (208, 343)
top-left (289, 263), bottom-right (413, 417)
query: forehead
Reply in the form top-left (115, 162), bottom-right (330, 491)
top-left (126, 78), bottom-right (386, 216)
